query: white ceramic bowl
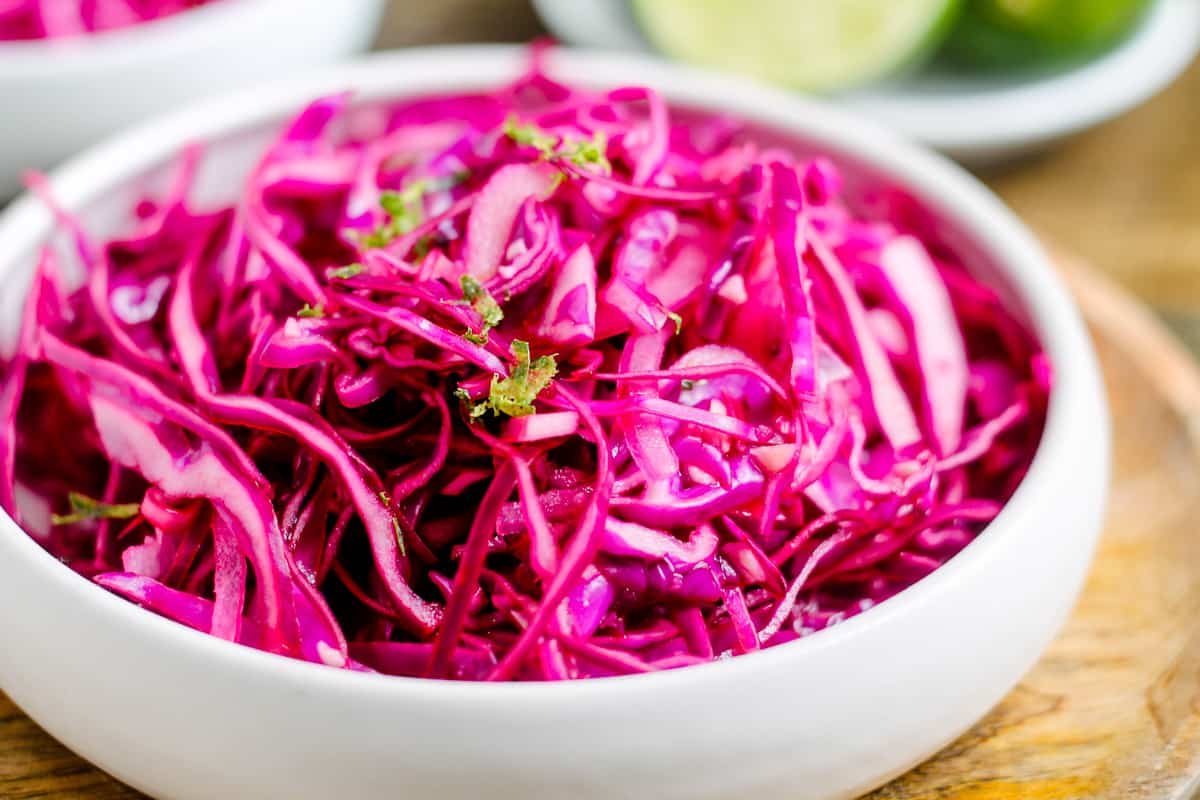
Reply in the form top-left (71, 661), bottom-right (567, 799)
top-left (0, 46), bottom-right (1109, 800)
top-left (0, 0), bottom-right (386, 197)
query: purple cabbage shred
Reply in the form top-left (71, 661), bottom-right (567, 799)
top-left (0, 51), bottom-right (1049, 681)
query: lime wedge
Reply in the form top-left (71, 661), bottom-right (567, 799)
top-left (630, 0), bottom-right (963, 92)
top-left (943, 0), bottom-right (1154, 70)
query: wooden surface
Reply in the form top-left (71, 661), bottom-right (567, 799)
top-left (869, 259), bottom-right (1200, 800)
top-left (6, 1), bottom-right (1200, 797)
top-left (5, 259), bottom-right (1198, 800)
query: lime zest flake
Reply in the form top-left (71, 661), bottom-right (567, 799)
top-left (329, 263), bottom-right (366, 280)
top-left (456, 340), bottom-right (557, 419)
top-left (453, 275), bottom-right (504, 345)
top-left (562, 129), bottom-right (612, 174)
top-left (378, 490), bottom-right (406, 557)
top-left (52, 492), bottom-right (140, 526)
top-left (503, 116), bottom-right (559, 156)
top-left (503, 116), bottom-right (612, 176)
top-left (361, 178), bottom-right (430, 249)
top-left (412, 234), bottom-right (434, 260)
top-left (488, 340), bottom-right (558, 418)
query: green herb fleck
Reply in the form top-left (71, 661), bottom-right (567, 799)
top-left (329, 263), bottom-right (365, 280)
top-left (487, 340), bottom-right (557, 418)
top-left (666, 310), bottom-right (683, 335)
top-left (458, 340), bottom-right (557, 419)
top-left (390, 516), bottom-right (406, 556)
top-left (412, 234), bottom-right (433, 260)
top-left (503, 115), bottom-right (559, 156)
top-left (454, 386), bottom-right (490, 420)
top-left (453, 275), bottom-right (504, 345)
top-left (680, 379), bottom-right (697, 390)
top-left (52, 492), bottom-right (140, 526)
top-left (297, 304), bottom-right (325, 319)
top-left (562, 130), bottom-right (612, 174)
top-left (360, 230), bottom-right (391, 249)
top-left (378, 491), bottom-right (406, 556)
top-left (361, 179), bottom-right (430, 249)
top-left (503, 117), bottom-right (610, 176)
top-left (380, 181), bottom-right (427, 233)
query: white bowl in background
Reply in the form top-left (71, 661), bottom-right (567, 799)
top-left (532, 0), bottom-right (1200, 166)
top-left (0, 0), bottom-right (386, 197)
top-left (0, 46), bottom-right (1109, 800)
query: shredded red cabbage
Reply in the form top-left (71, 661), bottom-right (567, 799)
top-left (0, 0), bottom-right (214, 41)
top-left (1, 53), bottom-right (1049, 680)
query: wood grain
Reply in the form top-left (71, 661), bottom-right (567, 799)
top-left (6, 2), bottom-right (1200, 797)
top-left (5, 259), bottom-right (1197, 799)
top-left (867, 260), bottom-right (1200, 800)
top-left (0, 694), bottom-right (135, 799)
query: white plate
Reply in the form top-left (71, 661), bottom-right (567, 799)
top-left (532, 0), bottom-right (1200, 165)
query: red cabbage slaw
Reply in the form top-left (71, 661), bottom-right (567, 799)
top-left (0, 0), bottom-right (215, 41)
top-left (0, 54), bottom-right (1049, 681)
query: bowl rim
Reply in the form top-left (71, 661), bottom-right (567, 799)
top-left (0, 0), bottom-right (380, 74)
top-left (0, 44), bottom-right (1104, 698)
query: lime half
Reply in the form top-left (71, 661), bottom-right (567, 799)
top-left (943, 0), bottom-right (1155, 70)
top-left (630, 0), bottom-right (963, 92)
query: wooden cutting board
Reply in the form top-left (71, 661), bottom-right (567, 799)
top-left (2, 257), bottom-right (1199, 799)
top-left (868, 257), bottom-right (1200, 800)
